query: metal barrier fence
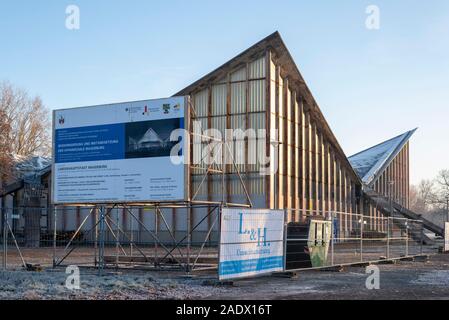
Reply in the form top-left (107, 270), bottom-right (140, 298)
top-left (1, 205), bottom-right (220, 272)
top-left (284, 209), bottom-right (425, 271)
top-left (1, 206), bottom-right (429, 275)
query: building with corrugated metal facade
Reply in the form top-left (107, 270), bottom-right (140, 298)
top-left (2, 32), bottom-right (427, 244)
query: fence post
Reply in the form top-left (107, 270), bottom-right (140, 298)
top-left (154, 207), bottom-right (158, 268)
top-left (186, 204), bottom-right (191, 273)
top-left (331, 213), bottom-right (334, 266)
top-left (115, 207), bottom-right (120, 269)
top-left (53, 206), bottom-right (57, 268)
top-left (405, 221), bottom-right (409, 257)
top-left (130, 212), bottom-right (134, 257)
top-left (98, 206), bottom-right (105, 275)
top-left (2, 207), bottom-right (7, 270)
top-left (360, 214), bottom-right (364, 263)
top-left (386, 217), bottom-right (390, 259)
top-left (283, 210), bottom-right (288, 271)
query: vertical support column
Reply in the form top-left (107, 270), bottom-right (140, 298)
top-left (300, 102), bottom-right (306, 219)
top-left (265, 50), bottom-right (273, 209)
top-left (387, 216), bottom-right (390, 259)
top-left (274, 66), bottom-right (281, 209)
top-left (311, 121), bottom-right (317, 215)
top-left (207, 84), bottom-right (213, 233)
top-left (402, 147), bottom-right (406, 207)
top-left (307, 113), bottom-right (313, 215)
top-left (405, 142), bottom-right (410, 209)
top-left (348, 179), bottom-right (353, 232)
top-left (94, 207), bottom-right (98, 266)
top-left (327, 143), bottom-right (332, 217)
top-left (337, 161), bottom-right (342, 236)
top-left (187, 204), bottom-right (191, 273)
top-left (154, 208), bottom-right (158, 266)
top-left (343, 171), bottom-right (348, 233)
top-left (138, 207), bottom-right (143, 243)
top-left (226, 73), bottom-right (232, 205)
top-left (284, 79), bottom-right (291, 211)
top-left (115, 207), bottom-right (120, 269)
top-left (98, 206), bottom-right (106, 275)
top-left (292, 91), bottom-right (299, 221)
top-left (320, 134), bottom-right (326, 215)
top-left (244, 62), bottom-right (250, 208)
top-left (332, 152), bottom-right (337, 214)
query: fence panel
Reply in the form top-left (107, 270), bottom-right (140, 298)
top-left (284, 209), bottom-right (425, 271)
top-left (1, 204), bottom-right (220, 272)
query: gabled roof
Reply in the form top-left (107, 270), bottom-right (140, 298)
top-left (349, 129), bottom-right (417, 186)
top-left (175, 31), bottom-right (361, 184)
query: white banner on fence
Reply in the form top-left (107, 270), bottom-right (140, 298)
top-left (219, 208), bottom-right (285, 280)
top-left (445, 222), bottom-right (449, 252)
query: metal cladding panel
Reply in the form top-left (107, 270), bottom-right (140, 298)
top-left (198, 116), bottom-right (208, 130)
top-left (192, 117), bottom-right (209, 175)
top-left (249, 80), bottom-right (266, 112)
top-left (231, 67), bottom-right (247, 82)
top-left (248, 173), bottom-right (266, 195)
top-left (211, 84), bottom-right (227, 116)
top-left (249, 56), bottom-right (266, 79)
top-left (194, 89), bottom-right (209, 117)
top-left (230, 114), bottom-right (246, 130)
top-left (248, 112), bottom-right (265, 130)
top-left (192, 175), bottom-right (208, 196)
top-left (173, 207), bottom-right (188, 231)
top-left (211, 115), bottom-right (226, 133)
top-left (229, 175), bottom-right (245, 195)
top-left (247, 113), bottom-right (266, 173)
top-left (229, 115), bottom-right (247, 173)
top-left (231, 82), bottom-right (246, 114)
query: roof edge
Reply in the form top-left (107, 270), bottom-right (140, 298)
top-left (363, 128), bottom-right (417, 186)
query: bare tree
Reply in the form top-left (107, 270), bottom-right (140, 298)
top-left (409, 185), bottom-right (423, 213)
top-left (0, 107), bottom-right (13, 191)
top-left (0, 81), bottom-right (50, 158)
top-left (434, 170), bottom-right (449, 210)
top-left (419, 179), bottom-right (436, 206)
top-left (410, 180), bottom-right (434, 213)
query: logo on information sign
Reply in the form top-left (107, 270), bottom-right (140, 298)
top-left (162, 104), bottom-right (171, 114)
top-left (238, 212), bottom-right (269, 247)
top-left (58, 116), bottom-right (65, 125)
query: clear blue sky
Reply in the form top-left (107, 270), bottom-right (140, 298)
top-left (1, 0), bottom-right (448, 184)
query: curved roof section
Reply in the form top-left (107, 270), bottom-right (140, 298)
top-left (349, 129), bottom-right (417, 186)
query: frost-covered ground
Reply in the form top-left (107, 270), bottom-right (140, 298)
top-left (2, 254), bottom-right (449, 300)
top-left (0, 269), bottom-right (231, 300)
